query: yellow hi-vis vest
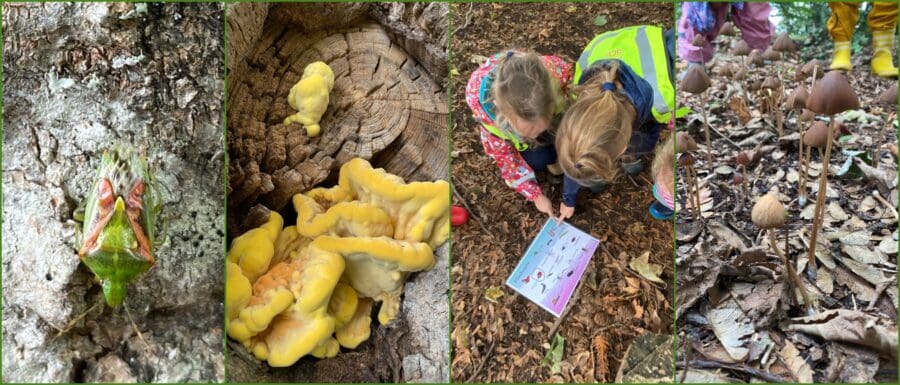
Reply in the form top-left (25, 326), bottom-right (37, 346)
top-left (574, 26), bottom-right (675, 124)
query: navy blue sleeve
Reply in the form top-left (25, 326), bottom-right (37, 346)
top-left (562, 175), bottom-right (581, 207)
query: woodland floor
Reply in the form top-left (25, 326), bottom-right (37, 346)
top-left (674, 32), bottom-right (898, 383)
top-left (449, 3), bottom-right (675, 383)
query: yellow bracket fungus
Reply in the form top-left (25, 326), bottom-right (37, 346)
top-left (305, 158), bottom-right (450, 248)
top-left (293, 193), bottom-right (394, 238)
top-left (227, 211), bottom-right (283, 283)
top-left (227, 158), bottom-right (448, 366)
top-left (283, 61), bottom-right (335, 137)
top-left (336, 298), bottom-right (373, 349)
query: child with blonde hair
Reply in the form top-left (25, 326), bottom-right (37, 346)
top-left (465, 50), bottom-right (573, 218)
top-left (556, 25), bottom-right (677, 221)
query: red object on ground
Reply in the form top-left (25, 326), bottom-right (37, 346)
top-left (451, 205), bottom-right (469, 226)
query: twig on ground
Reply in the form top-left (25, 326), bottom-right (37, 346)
top-left (676, 359), bottom-right (788, 383)
top-left (451, 178), bottom-right (494, 238)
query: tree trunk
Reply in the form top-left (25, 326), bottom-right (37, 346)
top-left (2, 3), bottom-right (224, 383)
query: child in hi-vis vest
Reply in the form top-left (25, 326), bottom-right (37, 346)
top-left (465, 50), bottom-right (573, 218)
top-left (556, 25), bottom-right (677, 221)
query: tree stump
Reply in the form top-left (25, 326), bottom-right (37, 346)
top-left (225, 3), bottom-right (450, 383)
top-left (228, 6), bottom-right (448, 235)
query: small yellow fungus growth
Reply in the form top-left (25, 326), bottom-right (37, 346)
top-left (225, 261), bottom-right (252, 329)
top-left (284, 61), bottom-right (335, 137)
top-left (293, 194), bottom-right (394, 238)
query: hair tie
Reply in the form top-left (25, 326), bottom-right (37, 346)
top-left (601, 82), bottom-right (616, 91)
top-left (506, 51), bottom-right (514, 59)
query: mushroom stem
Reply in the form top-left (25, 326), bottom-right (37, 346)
top-left (685, 165), bottom-right (700, 219)
top-left (776, 86), bottom-right (784, 137)
top-left (700, 91), bottom-right (713, 166)
top-left (768, 229), bottom-right (812, 311)
top-left (798, 132), bottom-right (810, 206)
top-left (691, 166), bottom-right (702, 218)
top-left (881, 112), bottom-right (896, 139)
top-left (805, 115), bottom-right (837, 273)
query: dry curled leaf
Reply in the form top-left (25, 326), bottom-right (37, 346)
top-left (787, 309), bottom-right (898, 357)
top-left (628, 251), bottom-right (664, 284)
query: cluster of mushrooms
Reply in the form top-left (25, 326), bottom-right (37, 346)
top-left (226, 158), bottom-right (449, 367)
top-left (677, 22), bottom-right (886, 312)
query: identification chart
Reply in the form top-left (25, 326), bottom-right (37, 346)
top-left (506, 219), bottom-right (599, 317)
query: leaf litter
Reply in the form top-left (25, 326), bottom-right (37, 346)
top-left (675, 29), bottom-right (898, 383)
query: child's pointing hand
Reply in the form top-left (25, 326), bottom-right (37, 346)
top-left (557, 204), bottom-right (575, 224)
top-left (534, 194), bottom-right (557, 219)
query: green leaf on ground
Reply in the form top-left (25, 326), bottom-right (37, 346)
top-left (542, 333), bottom-right (566, 374)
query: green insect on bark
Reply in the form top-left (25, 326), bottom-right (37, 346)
top-left (75, 147), bottom-right (161, 307)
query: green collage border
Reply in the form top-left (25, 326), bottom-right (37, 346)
top-left (0, 1), bottom-right (898, 384)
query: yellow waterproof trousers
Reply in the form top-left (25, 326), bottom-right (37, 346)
top-left (828, 2), bottom-right (897, 41)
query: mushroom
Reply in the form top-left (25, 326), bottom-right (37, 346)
top-left (680, 65), bottom-right (714, 165)
top-left (732, 39), bottom-right (751, 57)
top-left (771, 33), bottom-right (798, 71)
top-left (761, 47), bottom-right (781, 62)
top-left (749, 49), bottom-right (764, 67)
top-left (751, 192), bottom-right (812, 311)
top-left (733, 67), bottom-right (748, 81)
top-left (678, 152), bottom-right (702, 219)
top-left (717, 62), bottom-right (735, 78)
top-left (676, 131), bottom-right (698, 153)
top-left (787, 86), bottom-right (809, 110)
top-left (877, 84), bottom-right (897, 137)
top-left (799, 121), bottom-right (829, 207)
top-left (800, 109), bottom-right (816, 122)
top-left (803, 71), bottom-right (860, 273)
top-left (720, 22), bottom-right (737, 36)
top-left (692, 34), bottom-right (707, 48)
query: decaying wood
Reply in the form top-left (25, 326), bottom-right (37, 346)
top-left (227, 7), bottom-right (448, 236)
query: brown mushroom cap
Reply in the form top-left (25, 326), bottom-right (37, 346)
top-left (732, 173), bottom-right (744, 185)
top-left (720, 22), bottom-right (736, 36)
top-left (761, 76), bottom-right (781, 90)
top-left (717, 63), bottom-right (734, 78)
top-left (787, 86), bottom-right (809, 110)
top-left (761, 47), bottom-right (781, 61)
top-left (733, 67), bottom-right (748, 81)
top-left (806, 71), bottom-right (861, 115)
top-left (800, 109), bottom-right (816, 122)
top-left (680, 65), bottom-right (711, 94)
top-left (676, 131), bottom-right (698, 153)
top-left (801, 60), bottom-right (825, 79)
top-left (692, 34), bottom-right (707, 48)
top-left (748, 79), bottom-right (762, 92)
top-left (732, 40), bottom-right (751, 56)
top-left (772, 33), bottom-right (798, 53)
top-left (735, 151), bottom-right (751, 166)
top-left (751, 193), bottom-right (786, 229)
top-left (678, 152), bottom-right (696, 167)
top-left (877, 84), bottom-right (898, 108)
top-left (749, 49), bottom-right (764, 67)
top-left (803, 121), bottom-right (829, 148)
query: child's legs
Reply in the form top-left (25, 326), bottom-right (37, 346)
top-left (731, 2), bottom-right (774, 51)
top-left (869, 2), bottom-right (898, 33)
top-left (520, 145), bottom-right (558, 172)
top-left (828, 2), bottom-right (860, 42)
top-left (677, 2), bottom-right (720, 63)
